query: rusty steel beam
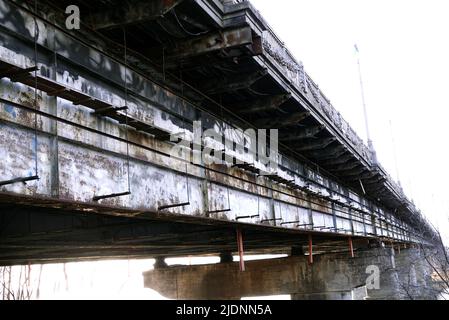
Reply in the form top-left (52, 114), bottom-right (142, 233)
top-left (231, 93), bottom-right (292, 114)
top-left (0, 60), bottom-right (171, 139)
top-left (237, 229), bottom-right (245, 272)
top-left (346, 171), bottom-right (376, 181)
top-left (0, 175), bottom-right (39, 187)
top-left (308, 234), bottom-right (313, 264)
top-left (294, 138), bottom-right (337, 152)
top-left (154, 26), bottom-right (254, 62)
top-left (313, 148), bottom-right (349, 162)
top-left (254, 111), bottom-right (310, 128)
top-left (362, 178), bottom-right (386, 187)
top-left (331, 164), bottom-right (365, 175)
top-left (328, 161), bottom-right (361, 172)
top-left (198, 68), bottom-right (268, 95)
top-left (279, 125), bottom-right (325, 142)
top-left (93, 191), bottom-right (131, 202)
top-left (348, 237), bottom-right (354, 258)
top-left (87, 0), bottom-right (185, 30)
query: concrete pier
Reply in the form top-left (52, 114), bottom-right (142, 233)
top-left (144, 247), bottom-right (435, 300)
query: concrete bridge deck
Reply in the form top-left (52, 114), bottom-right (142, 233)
top-left (0, 0), bottom-right (437, 268)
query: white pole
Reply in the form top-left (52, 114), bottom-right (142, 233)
top-left (355, 44), bottom-right (376, 162)
top-left (389, 120), bottom-right (401, 184)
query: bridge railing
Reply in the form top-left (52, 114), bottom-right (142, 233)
top-left (261, 28), bottom-right (373, 164)
top-left (259, 25), bottom-right (439, 240)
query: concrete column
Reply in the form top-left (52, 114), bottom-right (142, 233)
top-left (219, 252), bottom-right (234, 263)
top-left (154, 257), bottom-right (168, 269)
top-left (291, 292), bottom-right (352, 300)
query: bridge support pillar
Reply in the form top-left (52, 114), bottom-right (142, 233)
top-left (392, 247), bottom-right (437, 300)
top-left (143, 246), bottom-right (435, 300)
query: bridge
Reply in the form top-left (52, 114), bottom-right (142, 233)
top-left (0, 0), bottom-right (439, 299)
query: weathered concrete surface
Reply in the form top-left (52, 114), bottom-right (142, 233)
top-left (143, 247), bottom-right (437, 300)
top-left (393, 247), bottom-right (438, 300)
top-left (0, 0), bottom-right (422, 244)
top-left (0, 0), bottom-right (436, 268)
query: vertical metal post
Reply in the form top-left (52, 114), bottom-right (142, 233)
top-left (397, 244), bottom-right (401, 254)
top-left (348, 237), bottom-right (354, 258)
top-left (236, 229), bottom-right (245, 272)
top-left (308, 234), bottom-right (313, 265)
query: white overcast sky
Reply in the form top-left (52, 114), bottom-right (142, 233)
top-left (251, 0), bottom-right (449, 243)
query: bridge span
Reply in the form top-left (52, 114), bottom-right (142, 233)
top-left (0, 0), bottom-right (438, 299)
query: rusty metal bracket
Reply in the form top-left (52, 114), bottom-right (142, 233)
top-left (281, 220), bottom-right (301, 225)
top-left (93, 105), bottom-right (128, 116)
top-left (0, 66), bottom-right (39, 80)
top-left (0, 175), bottom-right (39, 187)
top-left (236, 214), bottom-right (260, 221)
top-left (260, 218), bottom-right (282, 223)
top-left (296, 223), bottom-right (314, 228)
top-left (232, 162), bottom-right (260, 175)
top-left (93, 191), bottom-right (131, 202)
top-left (308, 234), bottom-right (313, 264)
top-left (208, 208), bottom-right (232, 214)
top-left (317, 226), bottom-right (335, 231)
top-left (158, 201), bottom-right (191, 211)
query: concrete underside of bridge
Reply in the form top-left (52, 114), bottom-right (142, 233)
top-left (0, 203), bottom-right (375, 265)
top-left (144, 247), bottom-right (437, 300)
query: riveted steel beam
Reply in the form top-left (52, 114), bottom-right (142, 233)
top-left (88, 0), bottom-right (185, 30)
top-left (294, 138), bottom-right (337, 152)
top-left (198, 68), bottom-right (267, 95)
top-left (254, 111), bottom-right (310, 128)
top-left (279, 125), bottom-right (325, 142)
top-left (232, 93), bottom-right (291, 114)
